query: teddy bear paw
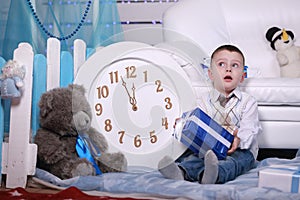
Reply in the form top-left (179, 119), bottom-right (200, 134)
top-left (96, 152), bottom-right (127, 173)
top-left (71, 162), bottom-right (95, 177)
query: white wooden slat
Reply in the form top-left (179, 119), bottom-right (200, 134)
top-left (117, 2), bottom-right (176, 21)
top-left (1, 143), bottom-right (37, 175)
top-left (4, 43), bottom-right (37, 188)
top-left (73, 39), bottom-right (86, 78)
top-left (1, 143), bottom-right (8, 173)
top-left (47, 38), bottom-right (61, 90)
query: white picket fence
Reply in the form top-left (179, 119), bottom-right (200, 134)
top-left (0, 38), bottom-right (88, 188)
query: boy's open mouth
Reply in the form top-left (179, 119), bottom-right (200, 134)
top-left (224, 75), bottom-right (232, 80)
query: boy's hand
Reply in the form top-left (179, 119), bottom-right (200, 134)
top-left (227, 129), bottom-right (240, 155)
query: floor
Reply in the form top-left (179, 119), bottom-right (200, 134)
top-left (0, 176), bottom-right (60, 194)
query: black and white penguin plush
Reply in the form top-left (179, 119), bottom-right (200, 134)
top-left (266, 26), bottom-right (300, 78)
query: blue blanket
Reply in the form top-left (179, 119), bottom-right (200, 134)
top-left (35, 154), bottom-right (300, 199)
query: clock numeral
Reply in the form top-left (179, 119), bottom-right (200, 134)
top-left (164, 97), bottom-right (172, 109)
top-left (118, 131), bottom-right (125, 144)
top-left (134, 135), bottom-right (142, 148)
top-left (97, 86), bottom-right (109, 99)
top-left (104, 119), bottom-right (112, 132)
top-left (95, 103), bottom-right (103, 116)
top-left (143, 71), bottom-right (148, 82)
top-left (150, 130), bottom-right (157, 143)
top-left (162, 117), bottom-right (169, 129)
top-left (126, 66), bottom-right (137, 78)
top-left (109, 71), bottom-right (119, 84)
top-left (118, 131), bottom-right (158, 147)
top-left (155, 80), bottom-right (163, 92)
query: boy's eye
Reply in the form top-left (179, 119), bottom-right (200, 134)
top-left (218, 62), bottom-right (225, 67)
top-left (232, 63), bottom-right (240, 68)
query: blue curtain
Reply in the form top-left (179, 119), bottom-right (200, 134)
top-left (0, 0), bottom-right (124, 60)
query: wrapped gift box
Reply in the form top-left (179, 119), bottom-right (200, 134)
top-left (258, 165), bottom-right (300, 193)
top-left (174, 107), bottom-right (234, 160)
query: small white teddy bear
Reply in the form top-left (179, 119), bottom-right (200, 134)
top-left (266, 26), bottom-right (300, 78)
top-left (0, 60), bottom-right (26, 99)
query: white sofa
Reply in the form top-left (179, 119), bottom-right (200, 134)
top-left (161, 0), bottom-right (300, 153)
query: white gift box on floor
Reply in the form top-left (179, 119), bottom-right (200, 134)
top-left (258, 165), bottom-right (300, 193)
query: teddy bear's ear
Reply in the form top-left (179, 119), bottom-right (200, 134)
top-left (68, 84), bottom-right (85, 95)
top-left (39, 93), bottom-right (54, 118)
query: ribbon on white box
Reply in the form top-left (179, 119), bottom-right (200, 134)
top-left (258, 165), bottom-right (300, 193)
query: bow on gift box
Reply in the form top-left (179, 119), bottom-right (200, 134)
top-left (76, 134), bottom-right (102, 175)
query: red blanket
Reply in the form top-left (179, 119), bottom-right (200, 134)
top-left (0, 186), bottom-right (143, 200)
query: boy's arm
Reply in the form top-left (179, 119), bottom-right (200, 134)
top-left (236, 98), bottom-right (261, 149)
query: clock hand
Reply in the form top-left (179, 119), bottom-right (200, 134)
top-left (120, 76), bottom-right (131, 100)
top-left (121, 76), bottom-right (138, 111)
top-left (131, 83), bottom-right (138, 111)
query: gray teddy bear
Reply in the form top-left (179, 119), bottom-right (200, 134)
top-left (34, 84), bottom-right (127, 179)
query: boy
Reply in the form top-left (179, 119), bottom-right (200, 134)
top-left (158, 44), bottom-right (261, 184)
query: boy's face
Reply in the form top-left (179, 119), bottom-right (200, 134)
top-left (208, 50), bottom-right (245, 96)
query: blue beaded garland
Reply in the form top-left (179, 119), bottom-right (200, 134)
top-left (26, 0), bottom-right (92, 41)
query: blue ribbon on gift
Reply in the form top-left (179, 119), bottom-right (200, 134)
top-left (292, 172), bottom-right (300, 193)
top-left (76, 135), bottom-right (102, 175)
top-left (179, 108), bottom-right (234, 160)
top-left (270, 166), bottom-right (300, 193)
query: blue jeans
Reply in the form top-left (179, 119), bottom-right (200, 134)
top-left (176, 149), bottom-right (255, 184)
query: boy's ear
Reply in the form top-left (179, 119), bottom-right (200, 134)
top-left (208, 68), bottom-right (214, 81)
top-left (240, 73), bottom-right (245, 83)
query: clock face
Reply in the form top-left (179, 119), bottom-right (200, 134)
top-left (74, 42), bottom-right (197, 170)
top-left (91, 58), bottom-right (180, 154)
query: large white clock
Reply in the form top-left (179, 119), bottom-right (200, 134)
top-left (74, 41), bottom-right (197, 170)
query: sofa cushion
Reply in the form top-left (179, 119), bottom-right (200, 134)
top-left (240, 78), bottom-right (300, 105)
top-left (258, 106), bottom-right (300, 121)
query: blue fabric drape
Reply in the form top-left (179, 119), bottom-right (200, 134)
top-left (0, 0), bottom-right (123, 60)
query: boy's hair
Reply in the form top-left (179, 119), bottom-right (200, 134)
top-left (211, 44), bottom-right (245, 66)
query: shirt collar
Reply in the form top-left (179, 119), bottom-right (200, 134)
top-left (210, 87), bottom-right (242, 103)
